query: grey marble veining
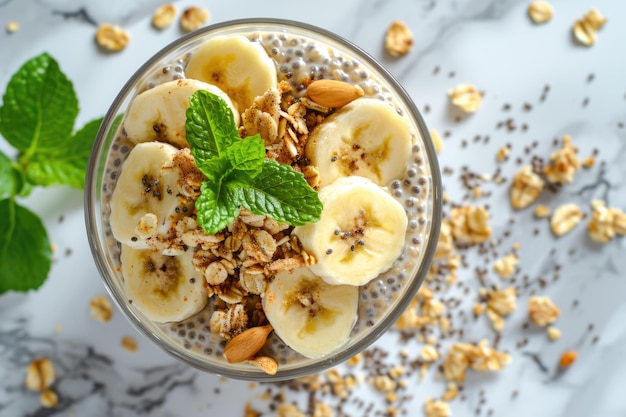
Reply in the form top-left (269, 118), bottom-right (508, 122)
top-left (1, 0), bottom-right (625, 416)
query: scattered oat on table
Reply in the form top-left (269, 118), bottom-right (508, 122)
top-left (424, 398), bottom-right (451, 417)
top-left (180, 6), bottom-right (209, 32)
top-left (449, 205), bottom-right (492, 244)
top-left (95, 23), bottom-right (130, 52)
top-left (430, 128), bottom-right (443, 153)
top-left (588, 200), bottom-right (626, 243)
top-left (448, 84), bottom-right (483, 113)
top-left (550, 203), bottom-right (584, 236)
top-left (384, 21), bottom-right (414, 57)
top-left (40, 389), bottom-right (58, 408)
top-left (534, 204), bottom-right (551, 218)
top-left (547, 326), bottom-right (561, 341)
top-left (25, 358), bottom-right (55, 391)
top-left (121, 335), bottom-right (139, 352)
top-left (511, 165), bottom-right (544, 209)
top-left (152, 4), bottom-right (177, 30)
top-left (544, 135), bottom-right (581, 184)
top-left (6, 21), bottom-right (19, 33)
top-left (572, 8), bottom-right (607, 46)
top-left (90, 295), bottom-right (113, 323)
top-left (527, 1), bottom-right (554, 24)
top-left (528, 296), bottom-right (560, 326)
top-left (493, 252), bottom-right (519, 279)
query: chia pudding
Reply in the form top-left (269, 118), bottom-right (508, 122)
top-left (88, 19), bottom-right (440, 380)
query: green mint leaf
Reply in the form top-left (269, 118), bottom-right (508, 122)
top-left (0, 53), bottom-right (78, 156)
top-left (235, 160), bottom-right (322, 226)
top-left (195, 180), bottom-right (240, 235)
top-left (186, 90), bottom-right (239, 166)
top-left (0, 151), bottom-right (17, 198)
top-left (197, 156), bottom-right (231, 184)
top-left (0, 198), bottom-right (52, 294)
top-left (225, 134), bottom-right (265, 179)
top-left (24, 117), bottom-right (103, 189)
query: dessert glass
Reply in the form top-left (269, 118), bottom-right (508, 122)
top-left (85, 18), bottom-right (442, 381)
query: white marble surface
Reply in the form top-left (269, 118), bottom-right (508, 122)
top-left (1, 0), bottom-right (626, 416)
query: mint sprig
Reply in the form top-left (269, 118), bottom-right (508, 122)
top-left (0, 52), bottom-right (104, 294)
top-left (186, 90), bottom-right (322, 235)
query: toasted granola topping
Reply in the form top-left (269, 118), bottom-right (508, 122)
top-left (528, 1), bottom-right (554, 24)
top-left (550, 203), bottom-right (584, 236)
top-left (528, 296), bottom-right (560, 326)
top-left (448, 84), bottom-right (483, 113)
top-left (511, 165), bottom-right (544, 209)
top-left (152, 4), bottom-right (177, 29)
top-left (210, 303), bottom-right (249, 339)
top-left (588, 200), bottom-right (626, 243)
top-left (95, 23), bottom-right (130, 52)
top-left (544, 135), bottom-right (581, 184)
top-left (180, 6), bottom-right (209, 32)
top-left (385, 21), bottom-right (414, 57)
top-left (241, 87), bottom-right (282, 144)
top-left (25, 358), bottom-right (55, 391)
top-left (90, 294), bottom-right (113, 323)
top-left (449, 205), bottom-right (492, 244)
top-left (493, 253), bottom-right (518, 279)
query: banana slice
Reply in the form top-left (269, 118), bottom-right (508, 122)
top-left (121, 245), bottom-right (208, 323)
top-left (185, 35), bottom-right (277, 112)
top-left (124, 78), bottom-right (239, 148)
top-left (305, 98), bottom-right (412, 187)
top-left (294, 176), bottom-right (407, 286)
top-left (262, 267), bottom-right (358, 358)
top-left (110, 141), bottom-right (194, 250)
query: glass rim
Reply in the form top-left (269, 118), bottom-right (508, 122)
top-left (84, 17), bottom-right (442, 381)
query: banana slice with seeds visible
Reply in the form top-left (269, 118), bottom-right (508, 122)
top-left (124, 78), bottom-right (239, 148)
top-left (185, 35), bottom-right (278, 113)
top-left (110, 141), bottom-right (194, 250)
top-left (121, 245), bottom-right (208, 323)
top-left (305, 98), bottom-right (412, 188)
top-left (262, 267), bottom-right (359, 358)
top-left (294, 176), bottom-right (407, 287)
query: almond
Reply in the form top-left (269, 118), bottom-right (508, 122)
top-left (247, 355), bottom-right (278, 375)
top-left (306, 79), bottom-right (364, 108)
top-left (223, 324), bottom-right (273, 363)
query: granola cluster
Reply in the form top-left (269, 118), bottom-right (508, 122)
top-left (442, 340), bottom-right (511, 383)
top-left (528, 296), bottom-right (560, 327)
top-left (449, 205), bottom-right (492, 244)
top-left (588, 200), bottom-right (626, 243)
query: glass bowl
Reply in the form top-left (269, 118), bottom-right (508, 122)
top-left (85, 18), bottom-right (442, 381)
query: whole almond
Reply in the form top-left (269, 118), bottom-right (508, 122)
top-left (247, 355), bottom-right (279, 375)
top-left (223, 324), bottom-right (273, 363)
top-left (306, 79), bottom-right (364, 108)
